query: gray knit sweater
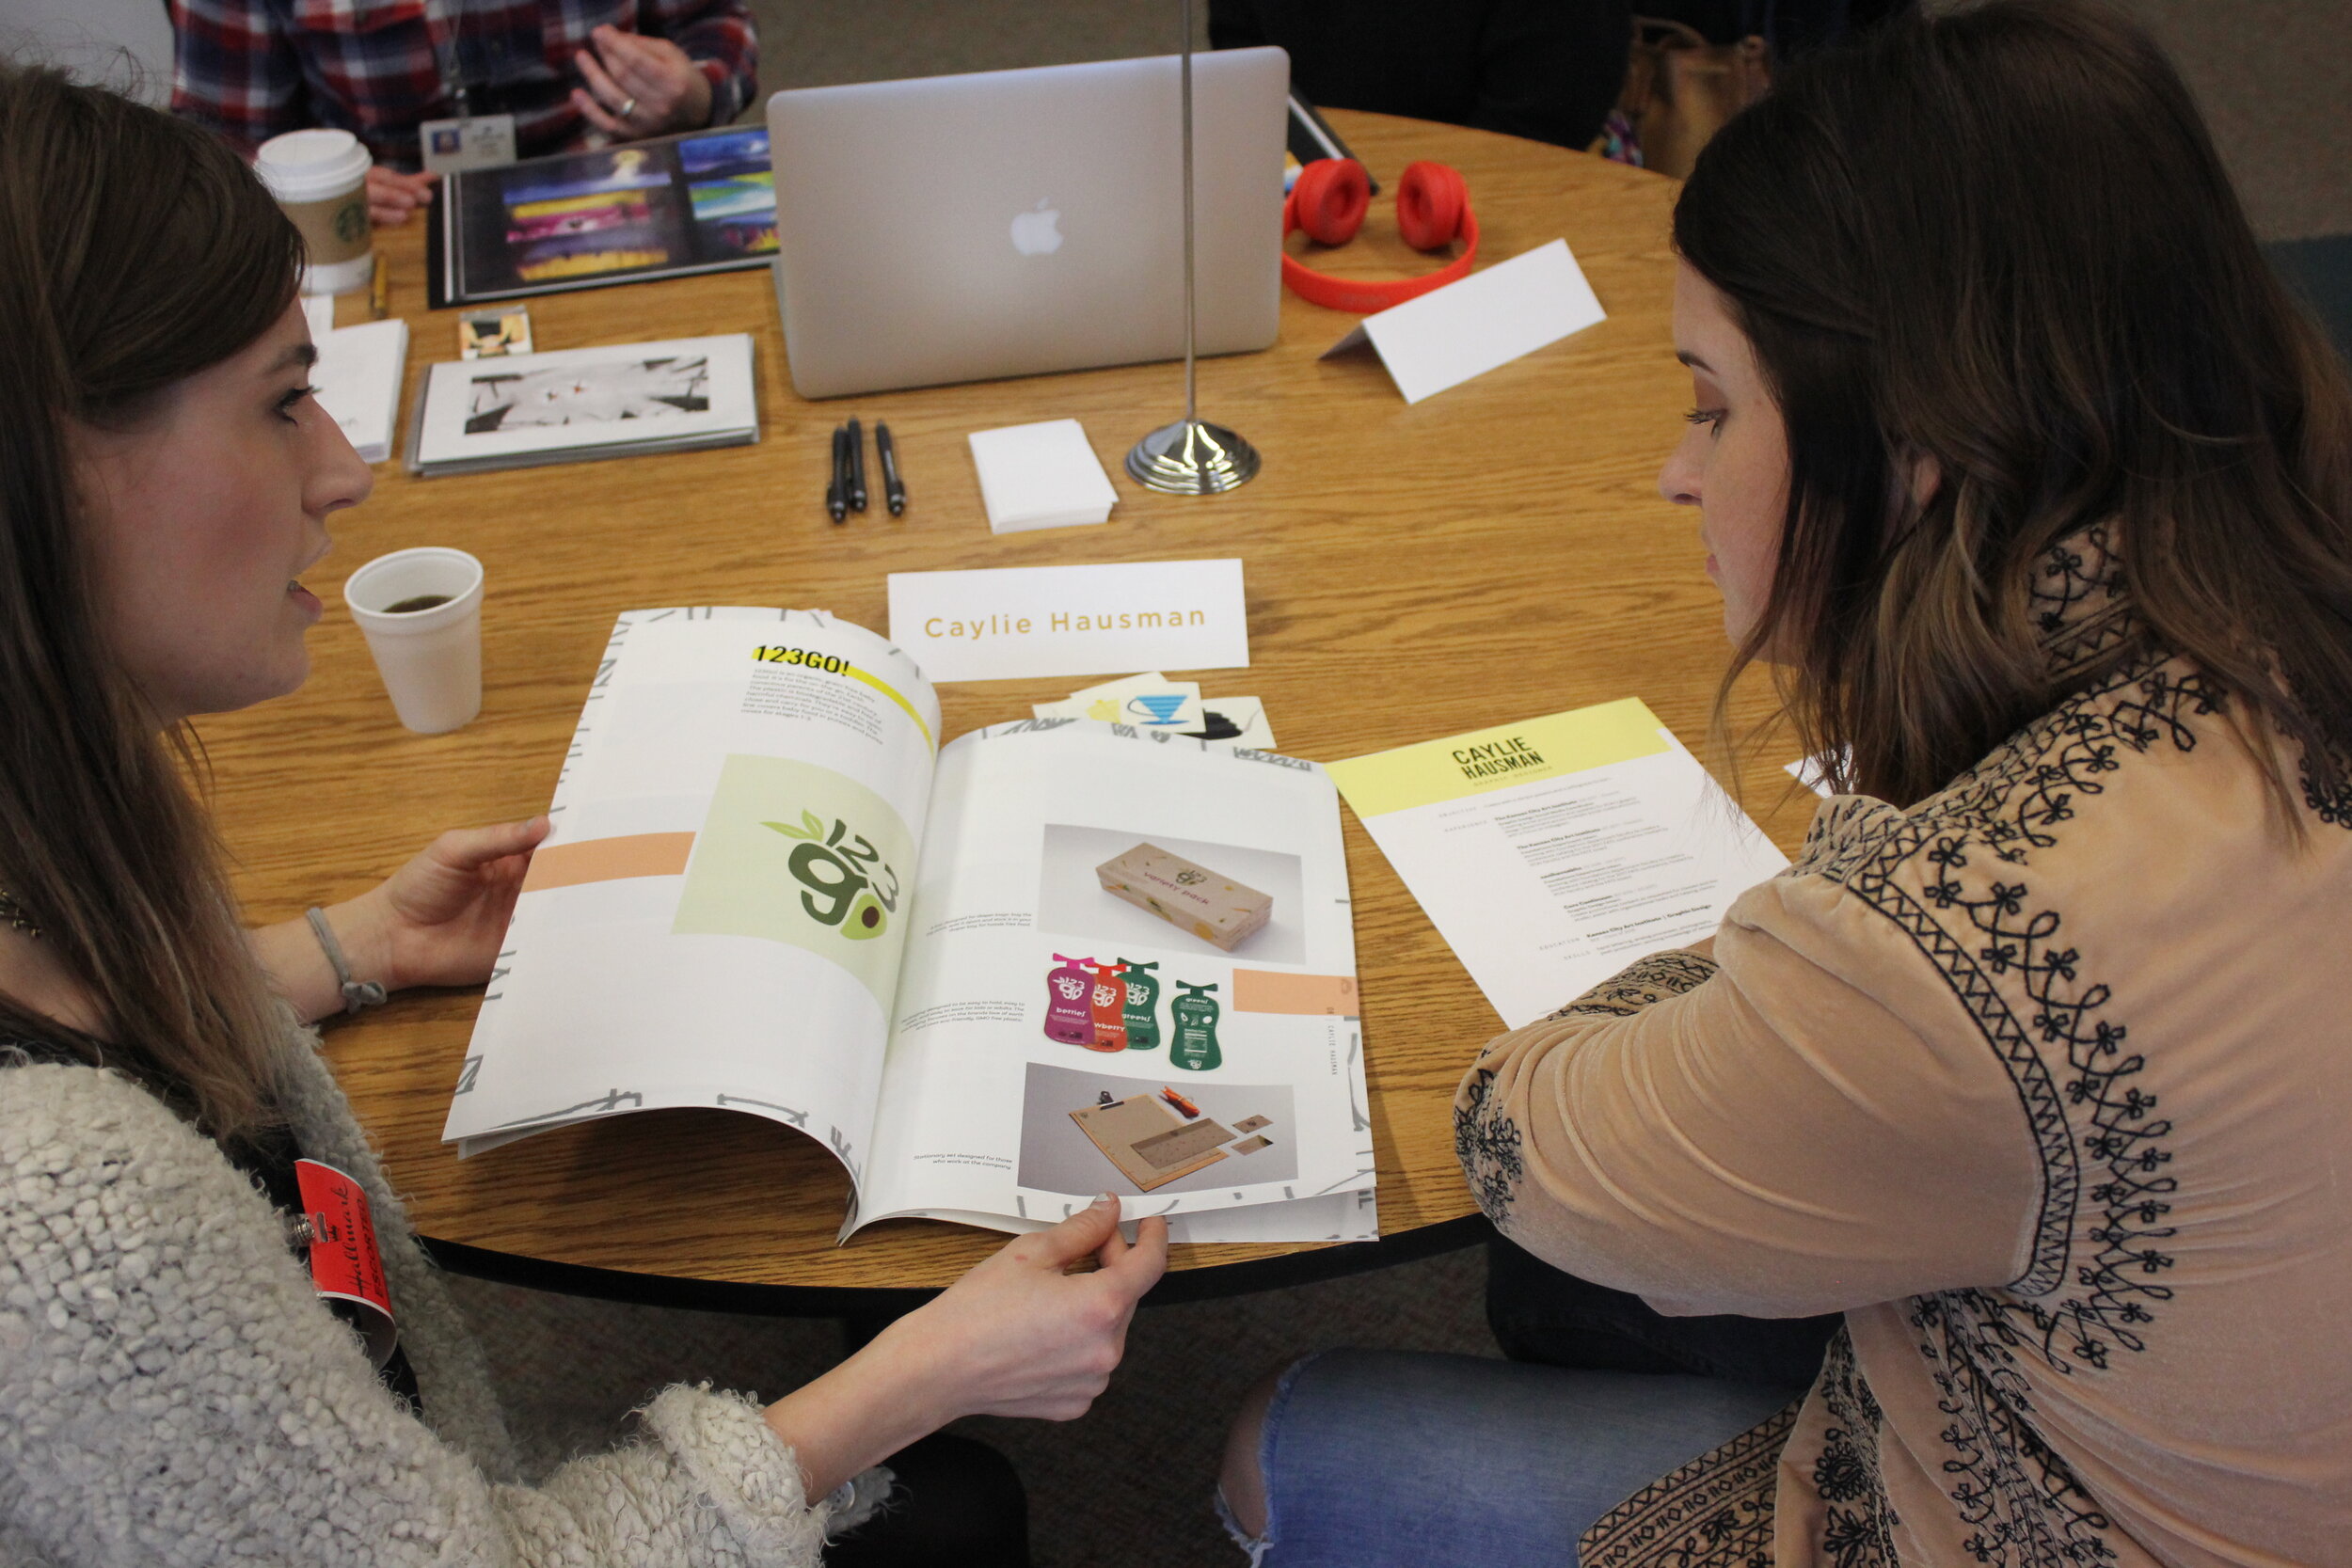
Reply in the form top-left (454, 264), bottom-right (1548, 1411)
top-left (0, 1019), bottom-right (882, 1566)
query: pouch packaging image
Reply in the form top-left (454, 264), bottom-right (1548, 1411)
top-left (1169, 981), bottom-right (1223, 1071)
top-left (1045, 954), bottom-right (1098, 1046)
top-left (1120, 958), bottom-right (1161, 1049)
top-left (1086, 960), bottom-right (1131, 1053)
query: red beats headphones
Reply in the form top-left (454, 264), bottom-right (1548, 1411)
top-left (1281, 158), bottom-right (1480, 313)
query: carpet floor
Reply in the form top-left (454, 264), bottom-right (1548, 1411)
top-left (445, 1241), bottom-right (1498, 1567)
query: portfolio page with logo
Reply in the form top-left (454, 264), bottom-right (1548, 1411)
top-left (445, 610), bottom-right (1373, 1244)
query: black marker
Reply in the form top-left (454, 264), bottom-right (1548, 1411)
top-left (876, 422), bottom-right (907, 515)
top-left (845, 417), bottom-right (868, 513)
top-left (825, 425), bottom-right (848, 523)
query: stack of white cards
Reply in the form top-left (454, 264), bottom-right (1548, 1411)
top-left (967, 419), bottom-right (1120, 532)
top-left (310, 317), bottom-right (409, 464)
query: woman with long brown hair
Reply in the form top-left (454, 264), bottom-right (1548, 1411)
top-left (0, 64), bottom-right (1165, 1566)
top-left (1219, 4), bottom-right (2352, 1563)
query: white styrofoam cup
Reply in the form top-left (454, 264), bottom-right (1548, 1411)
top-left (343, 547), bottom-right (485, 734)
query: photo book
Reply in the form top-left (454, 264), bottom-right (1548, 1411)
top-left (429, 127), bottom-right (777, 307)
top-left (446, 609), bottom-right (1375, 1244)
top-left (404, 334), bottom-right (758, 478)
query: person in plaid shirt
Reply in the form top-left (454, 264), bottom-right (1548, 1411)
top-left (170, 1), bottom-right (758, 227)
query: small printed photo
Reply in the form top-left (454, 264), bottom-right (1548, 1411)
top-left (687, 173), bottom-right (775, 223)
top-left (1018, 1060), bottom-right (1297, 1198)
top-left (497, 146), bottom-right (672, 209)
top-left (458, 308), bottom-right (533, 358)
top-left (465, 355), bottom-right (710, 433)
top-left (688, 172), bottom-right (779, 256)
top-left (678, 128), bottom-right (771, 177)
top-left (1036, 823), bottom-right (1306, 964)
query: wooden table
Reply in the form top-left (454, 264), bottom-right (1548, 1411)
top-left (204, 109), bottom-right (1808, 1312)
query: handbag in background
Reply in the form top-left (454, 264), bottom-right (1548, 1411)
top-left (1593, 18), bottom-right (1772, 179)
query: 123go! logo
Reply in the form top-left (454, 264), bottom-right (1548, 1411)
top-left (763, 811), bottom-right (900, 940)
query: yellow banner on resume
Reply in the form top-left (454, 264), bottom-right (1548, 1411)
top-left (1325, 698), bottom-right (1672, 819)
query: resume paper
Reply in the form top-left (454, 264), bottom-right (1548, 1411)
top-left (1327, 699), bottom-right (1788, 1028)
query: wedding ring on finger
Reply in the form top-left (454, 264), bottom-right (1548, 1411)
top-left (619, 95), bottom-right (639, 121)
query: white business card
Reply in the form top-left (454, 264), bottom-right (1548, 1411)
top-left (888, 560), bottom-right (1248, 683)
top-left (1322, 238), bottom-right (1606, 404)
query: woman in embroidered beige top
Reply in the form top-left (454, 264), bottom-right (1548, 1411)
top-left (1218, 4), bottom-right (2352, 1564)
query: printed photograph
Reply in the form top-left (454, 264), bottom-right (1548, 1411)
top-left (687, 171), bottom-right (778, 256)
top-left (446, 133), bottom-right (782, 303)
top-left (465, 355), bottom-right (710, 433)
top-left (1017, 1061), bottom-right (1296, 1198)
top-left (1036, 823), bottom-right (1306, 963)
top-left (677, 128), bottom-right (771, 177)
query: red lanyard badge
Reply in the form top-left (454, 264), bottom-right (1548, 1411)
top-left (293, 1158), bottom-right (399, 1370)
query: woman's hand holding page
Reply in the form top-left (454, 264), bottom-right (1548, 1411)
top-left (762, 1197), bottom-right (1168, 1496)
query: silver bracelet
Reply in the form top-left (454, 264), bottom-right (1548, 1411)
top-left (305, 907), bottom-right (389, 1015)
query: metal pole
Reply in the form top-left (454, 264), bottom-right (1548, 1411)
top-left (1122, 0), bottom-right (1260, 493)
top-left (1182, 0), bottom-right (1197, 426)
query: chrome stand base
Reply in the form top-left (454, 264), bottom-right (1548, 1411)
top-left (1124, 418), bottom-right (1262, 495)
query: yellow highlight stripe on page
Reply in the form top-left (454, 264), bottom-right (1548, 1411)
top-left (1326, 698), bottom-right (1672, 819)
top-left (847, 663), bottom-right (934, 750)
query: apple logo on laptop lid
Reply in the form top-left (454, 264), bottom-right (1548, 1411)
top-left (1010, 198), bottom-right (1064, 257)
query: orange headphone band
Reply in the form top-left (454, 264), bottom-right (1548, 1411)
top-left (1281, 158), bottom-right (1480, 313)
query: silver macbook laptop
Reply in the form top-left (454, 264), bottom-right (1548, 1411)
top-left (766, 49), bottom-right (1290, 399)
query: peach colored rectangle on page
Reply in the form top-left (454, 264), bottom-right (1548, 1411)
top-left (520, 832), bottom-right (695, 893)
top-left (1231, 971), bottom-right (1359, 1016)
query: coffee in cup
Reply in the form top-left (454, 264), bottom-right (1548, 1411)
top-left (343, 548), bottom-right (485, 735)
top-left (255, 129), bottom-right (374, 297)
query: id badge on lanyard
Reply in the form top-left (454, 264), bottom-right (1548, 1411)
top-left (419, 0), bottom-right (518, 173)
top-left (291, 1157), bottom-right (400, 1370)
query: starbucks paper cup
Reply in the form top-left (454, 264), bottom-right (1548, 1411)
top-left (256, 129), bottom-right (374, 296)
top-left (344, 548), bottom-right (484, 734)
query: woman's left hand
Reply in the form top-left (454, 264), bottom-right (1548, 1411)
top-left (571, 25), bottom-right (713, 139)
top-left (341, 816), bottom-right (550, 992)
top-left (252, 816), bottom-right (548, 1022)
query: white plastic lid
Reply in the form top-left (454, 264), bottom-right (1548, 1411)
top-left (254, 129), bottom-right (372, 203)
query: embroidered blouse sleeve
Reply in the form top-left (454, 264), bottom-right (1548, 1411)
top-left (1454, 870), bottom-right (2044, 1318)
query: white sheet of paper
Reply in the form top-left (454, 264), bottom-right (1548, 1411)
top-left (1321, 239), bottom-right (1606, 404)
top-left (889, 560), bottom-right (1248, 682)
top-left (1327, 699), bottom-right (1788, 1028)
top-left (967, 419), bottom-right (1120, 533)
top-left (310, 317), bottom-right (409, 464)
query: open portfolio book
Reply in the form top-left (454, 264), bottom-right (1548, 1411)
top-left (444, 610), bottom-right (1375, 1243)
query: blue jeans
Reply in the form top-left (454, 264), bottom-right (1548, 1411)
top-left (1225, 1350), bottom-right (1801, 1567)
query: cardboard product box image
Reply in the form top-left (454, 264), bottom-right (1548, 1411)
top-left (1095, 842), bottom-right (1274, 952)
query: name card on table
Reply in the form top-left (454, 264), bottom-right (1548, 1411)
top-left (888, 560), bottom-right (1248, 682)
top-left (1322, 239), bottom-right (1606, 404)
